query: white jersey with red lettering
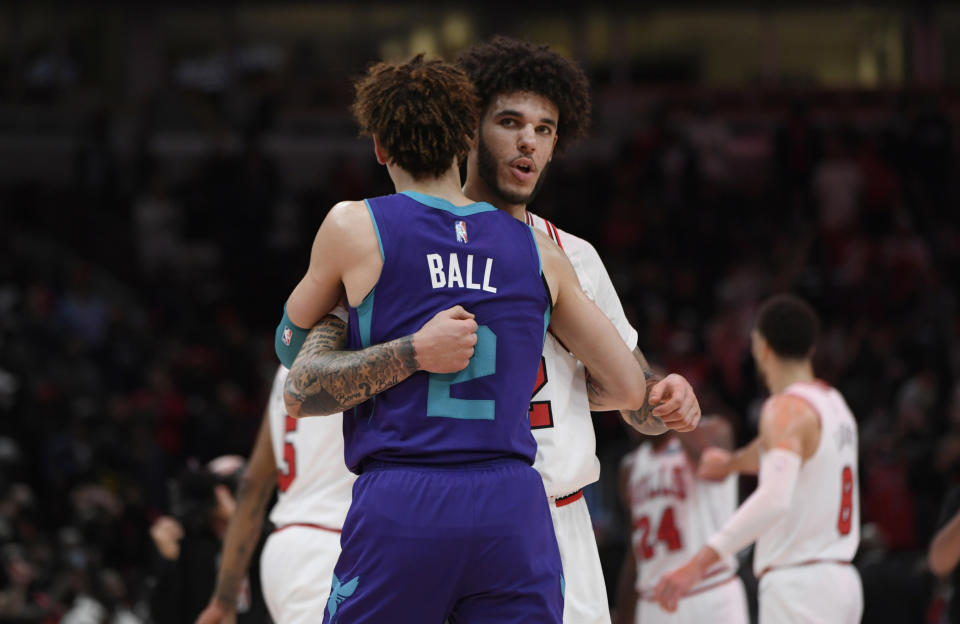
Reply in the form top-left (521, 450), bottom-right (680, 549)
top-left (623, 437), bottom-right (741, 598)
top-left (526, 212), bottom-right (638, 624)
top-left (753, 380), bottom-right (860, 575)
top-left (266, 364), bottom-right (356, 531)
top-left (525, 212), bottom-right (638, 499)
top-left (260, 362), bottom-right (357, 624)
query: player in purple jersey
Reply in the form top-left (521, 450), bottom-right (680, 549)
top-left (285, 38), bottom-right (702, 624)
top-left (275, 55), bottom-right (647, 623)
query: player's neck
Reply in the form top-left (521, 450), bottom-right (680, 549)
top-left (768, 360), bottom-right (815, 394)
top-left (462, 178), bottom-right (527, 221)
top-left (390, 165), bottom-right (473, 207)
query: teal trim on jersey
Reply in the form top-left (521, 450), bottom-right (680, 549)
top-left (364, 199), bottom-right (384, 261)
top-left (356, 288), bottom-right (375, 348)
top-left (543, 305), bottom-right (551, 346)
top-left (528, 223), bottom-right (543, 275)
top-left (427, 325), bottom-right (497, 420)
top-left (560, 575), bottom-right (565, 598)
top-left (528, 224), bottom-right (551, 345)
top-left (401, 190), bottom-right (497, 216)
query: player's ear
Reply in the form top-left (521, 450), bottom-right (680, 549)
top-left (373, 135), bottom-right (388, 165)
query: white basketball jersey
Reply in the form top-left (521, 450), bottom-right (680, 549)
top-left (753, 381), bottom-right (860, 574)
top-left (526, 212), bottom-right (638, 498)
top-left (623, 437), bottom-right (739, 595)
top-left (266, 365), bottom-right (356, 529)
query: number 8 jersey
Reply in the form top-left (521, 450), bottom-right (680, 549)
top-left (343, 191), bottom-right (550, 473)
top-left (753, 381), bottom-right (860, 575)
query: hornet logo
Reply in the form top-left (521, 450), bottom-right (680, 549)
top-left (326, 573), bottom-right (360, 623)
top-left (455, 220), bottom-right (468, 243)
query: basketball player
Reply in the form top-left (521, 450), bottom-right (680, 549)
top-left (458, 37), bottom-right (699, 623)
top-left (614, 418), bottom-right (749, 624)
top-left (281, 37), bottom-right (702, 624)
top-left (278, 55), bottom-right (648, 623)
top-left (654, 294), bottom-right (862, 623)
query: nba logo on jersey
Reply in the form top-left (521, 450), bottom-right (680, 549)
top-left (455, 220), bottom-right (468, 243)
top-left (281, 326), bottom-right (293, 346)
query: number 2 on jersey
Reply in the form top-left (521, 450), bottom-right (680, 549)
top-left (277, 415), bottom-right (297, 492)
top-left (837, 465), bottom-right (854, 535)
top-left (529, 357), bottom-right (554, 429)
top-left (427, 326), bottom-right (497, 420)
top-left (634, 506), bottom-right (684, 560)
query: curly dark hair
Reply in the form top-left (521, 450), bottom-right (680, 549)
top-left (756, 294), bottom-right (820, 359)
top-left (351, 54), bottom-right (479, 180)
top-left (457, 36), bottom-right (591, 154)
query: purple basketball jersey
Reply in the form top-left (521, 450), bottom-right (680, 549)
top-left (344, 191), bottom-right (550, 472)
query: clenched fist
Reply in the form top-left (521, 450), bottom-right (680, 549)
top-left (413, 305), bottom-right (478, 373)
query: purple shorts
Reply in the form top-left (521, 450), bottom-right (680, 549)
top-left (323, 458), bottom-right (563, 623)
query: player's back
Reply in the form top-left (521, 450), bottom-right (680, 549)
top-left (344, 191), bottom-right (550, 472)
top-left (624, 437), bottom-right (739, 595)
top-left (754, 380), bottom-right (860, 574)
top-left (265, 365), bottom-right (356, 529)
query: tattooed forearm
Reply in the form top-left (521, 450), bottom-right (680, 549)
top-left (213, 474), bottom-right (274, 606)
top-left (620, 348), bottom-right (668, 435)
top-left (285, 315), bottom-right (419, 417)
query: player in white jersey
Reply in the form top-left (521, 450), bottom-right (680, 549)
top-left (615, 418), bottom-right (749, 624)
top-left (654, 294), bottom-right (862, 623)
top-left (195, 317), bottom-right (356, 623)
top-left (456, 37), bottom-right (699, 623)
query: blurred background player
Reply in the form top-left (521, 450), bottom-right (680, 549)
top-left (194, 356), bottom-right (355, 623)
top-left (654, 294), bottom-right (862, 624)
top-left (279, 54), bottom-right (648, 623)
top-left (614, 417), bottom-right (749, 624)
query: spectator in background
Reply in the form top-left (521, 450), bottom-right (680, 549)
top-left (149, 456), bottom-right (269, 624)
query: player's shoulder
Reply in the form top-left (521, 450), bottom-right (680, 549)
top-left (529, 212), bottom-right (597, 258)
top-left (760, 392), bottom-right (820, 431)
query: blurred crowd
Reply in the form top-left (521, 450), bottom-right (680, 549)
top-left (0, 80), bottom-right (958, 622)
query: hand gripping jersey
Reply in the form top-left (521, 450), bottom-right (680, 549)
top-left (524, 212), bottom-right (638, 498)
top-left (623, 437), bottom-right (739, 596)
top-left (343, 192), bottom-right (550, 472)
top-left (753, 380), bottom-right (860, 575)
top-left (266, 364), bottom-right (356, 530)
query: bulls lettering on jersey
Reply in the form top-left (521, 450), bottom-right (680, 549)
top-left (753, 381), bottom-right (860, 575)
top-left (623, 437), bottom-right (739, 595)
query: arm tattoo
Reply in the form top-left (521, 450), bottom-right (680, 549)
top-left (213, 475), bottom-right (274, 606)
top-left (621, 349), bottom-right (668, 435)
top-left (285, 314), bottom-right (420, 416)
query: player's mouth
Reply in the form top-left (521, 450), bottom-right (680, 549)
top-left (509, 157), bottom-right (536, 183)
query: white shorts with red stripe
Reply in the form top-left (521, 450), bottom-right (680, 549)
top-left (260, 523), bottom-right (342, 623)
top-left (759, 561), bottom-right (862, 624)
top-left (549, 491), bottom-right (611, 624)
top-left (636, 574), bottom-right (749, 624)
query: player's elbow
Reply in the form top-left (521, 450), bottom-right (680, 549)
top-left (283, 391), bottom-right (305, 419)
top-left (621, 379), bottom-right (647, 412)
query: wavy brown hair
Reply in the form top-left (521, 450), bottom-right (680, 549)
top-left (457, 36), bottom-right (591, 154)
top-left (351, 54), bottom-right (479, 180)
